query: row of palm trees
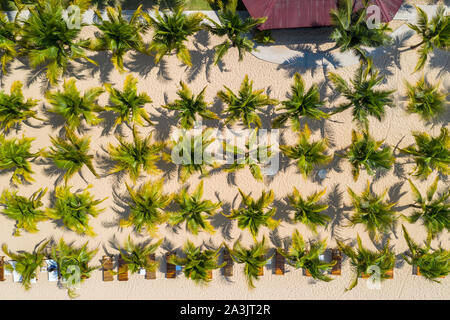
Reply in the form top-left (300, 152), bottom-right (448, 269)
top-left (0, 0), bottom-right (448, 84)
top-left (2, 225), bottom-right (449, 297)
top-left (1, 174), bottom-right (448, 242)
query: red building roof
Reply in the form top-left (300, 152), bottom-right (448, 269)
top-left (242, 0), bottom-right (404, 30)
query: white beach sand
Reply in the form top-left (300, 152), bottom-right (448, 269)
top-left (0, 16), bottom-right (448, 300)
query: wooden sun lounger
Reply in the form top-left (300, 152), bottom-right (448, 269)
top-left (102, 256), bottom-right (114, 282)
top-left (257, 266), bottom-right (264, 277)
top-left (0, 257), bottom-right (5, 282)
top-left (207, 270), bottom-right (212, 280)
top-left (331, 249), bottom-right (341, 275)
top-left (118, 256), bottom-right (129, 281)
top-left (416, 266), bottom-right (445, 278)
top-left (166, 252), bottom-right (176, 279)
top-left (145, 254), bottom-right (156, 280)
top-left (386, 268), bottom-right (394, 279)
top-left (223, 250), bottom-right (233, 277)
top-left (274, 251), bottom-right (285, 275)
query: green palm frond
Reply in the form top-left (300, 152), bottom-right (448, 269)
top-left (163, 81), bottom-right (218, 129)
top-left (226, 236), bottom-right (272, 289)
top-left (46, 78), bottom-right (104, 130)
top-left (143, 6), bottom-right (204, 66)
top-left (120, 179), bottom-right (172, 236)
top-left (400, 127), bottom-right (450, 179)
top-left (0, 81), bottom-right (40, 131)
top-left (218, 75), bottom-right (278, 128)
top-left (0, 134), bottom-right (41, 184)
top-left (405, 77), bottom-right (447, 121)
top-left (169, 241), bottom-right (224, 285)
top-left (224, 128), bottom-right (272, 181)
top-left (407, 5), bottom-right (449, 72)
top-left (337, 235), bottom-right (395, 291)
top-left (329, 58), bottom-right (395, 127)
top-left (330, 0), bottom-right (392, 60)
top-left (108, 126), bottom-right (164, 182)
top-left (119, 236), bottom-right (162, 275)
top-left (204, 0), bottom-right (267, 64)
top-left (406, 178), bottom-right (449, 239)
top-left (0, 11), bottom-right (19, 74)
top-left (105, 74), bottom-right (153, 127)
top-left (51, 238), bottom-right (99, 299)
top-left (347, 181), bottom-right (398, 241)
top-left (169, 181), bottom-right (220, 235)
top-left (280, 124), bottom-right (332, 179)
top-left (44, 129), bottom-right (98, 184)
top-left (401, 225), bottom-right (450, 282)
top-left (224, 189), bottom-right (278, 239)
top-left (2, 240), bottom-right (49, 290)
top-left (278, 230), bottom-right (335, 281)
top-left (273, 73), bottom-right (328, 130)
top-left (46, 185), bottom-right (106, 236)
top-left (92, 5), bottom-right (148, 72)
top-left (287, 187), bottom-right (330, 233)
top-left (166, 127), bottom-right (218, 182)
top-left (0, 188), bottom-right (48, 236)
top-left (345, 129), bottom-right (395, 181)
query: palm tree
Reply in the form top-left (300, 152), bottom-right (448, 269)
top-left (18, 0), bottom-right (95, 85)
top-left (46, 185), bottom-right (106, 236)
top-left (347, 181), bottom-right (398, 242)
top-left (92, 5), bottom-right (148, 72)
top-left (272, 73), bottom-right (328, 130)
top-left (108, 126), bottom-right (164, 182)
top-left (218, 75), bottom-right (278, 128)
top-left (337, 235), bottom-right (395, 291)
top-left (278, 230), bottom-right (335, 281)
top-left (287, 187), bottom-right (330, 234)
top-left (330, 0), bottom-right (392, 60)
top-left (0, 188), bottom-right (48, 236)
top-left (406, 5), bottom-right (449, 72)
top-left (0, 81), bottom-right (40, 132)
top-left (166, 128), bottom-right (218, 182)
top-left (169, 241), bottom-right (224, 285)
top-left (224, 189), bottom-right (279, 239)
top-left (405, 77), bottom-right (447, 121)
top-left (0, 11), bottom-right (19, 74)
top-left (169, 181), bottom-right (221, 235)
top-left (329, 59), bottom-right (395, 127)
top-left (2, 240), bottom-right (49, 290)
top-left (104, 75), bottom-right (153, 127)
top-left (0, 134), bottom-right (41, 184)
top-left (400, 127), bottom-right (449, 179)
top-left (279, 124), bottom-right (332, 179)
top-left (344, 129), bottom-right (395, 181)
top-left (51, 238), bottom-right (99, 298)
top-left (120, 179), bottom-right (172, 237)
top-left (204, 0), bottom-right (267, 64)
top-left (118, 236), bottom-right (162, 275)
top-left (226, 237), bottom-right (272, 289)
top-left (45, 79), bottom-right (104, 130)
top-left (162, 81), bottom-right (218, 129)
top-left (143, 6), bottom-right (204, 66)
top-left (224, 128), bottom-right (272, 181)
top-left (401, 225), bottom-right (449, 282)
top-left (44, 129), bottom-right (98, 184)
top-left (406, 177), bottom-right (449, 239)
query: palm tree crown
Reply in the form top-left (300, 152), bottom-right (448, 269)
top-left (118, 236), bottom-right (162, 275)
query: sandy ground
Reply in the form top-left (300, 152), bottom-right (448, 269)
top-left (0, 16), bottom-right (449, 300)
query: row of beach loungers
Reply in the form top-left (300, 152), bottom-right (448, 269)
top-left (0, 250), bottom-right (399, 284)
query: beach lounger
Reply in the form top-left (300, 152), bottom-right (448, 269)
top-left (207, 270), bottom-right (212, 280)
top-left (0, 257), bottom-right (4, 282)
top-left (102, 256), bottom-right (114, 282)
top-left (45, 259), bottom-right (59, 282)
top-left (166, 252), bottom-right (176, 279)
top-left (386, 268), bottom-right (394, 279)
top-left (305, 254), bottom-right (325, 277)
top-left (145, 254), bottom-right (156, 280)
top-left (223, 250), bottom-right (233, 277)
top-left (118, 256), bottom-right (129, 281)
top-left (9, 261), bottom-right (37, 284)
top-left (257, 266), bottom-right (264, 276)
top-left (274, 251), bottom-right (285, 275)
top-left (331, 249), bottom-right (341, 275)
top-left (416, 266), bottom-right (445, 278)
